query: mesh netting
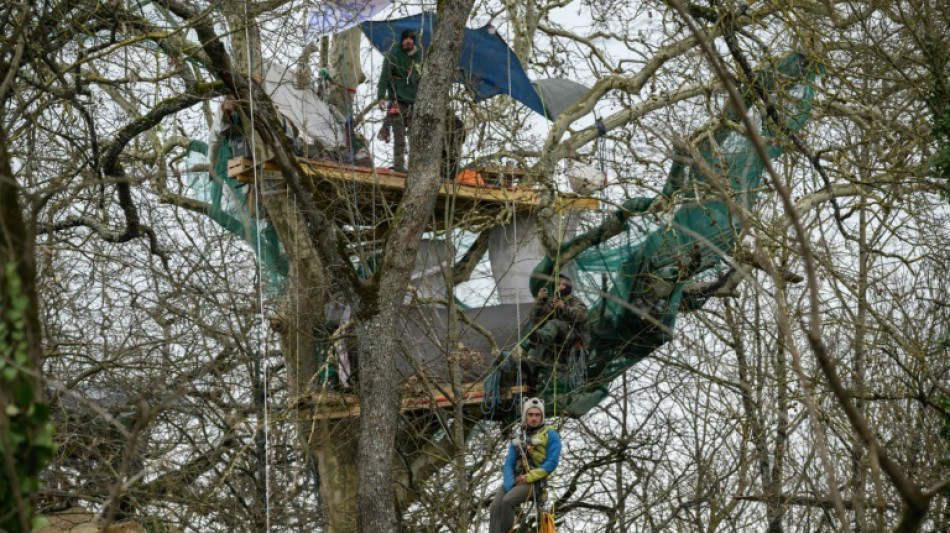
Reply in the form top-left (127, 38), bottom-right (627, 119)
top-left (186, 53), bottom-right (821, 419)
top-left (529, 53), bottom-right (822, 416)
top-left (186, 138), bottom-right (287, 293)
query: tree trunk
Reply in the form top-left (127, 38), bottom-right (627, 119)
top-left (0, 128), bottom-right (52, 532)
top-left (328, 28), bottom-right (365, 116)
top-left (354, 3), bottom-right (475, 532)
top-left (311, 418), bottom-right (360, 532)
top-left (353, 314), bottom-right (403, 532)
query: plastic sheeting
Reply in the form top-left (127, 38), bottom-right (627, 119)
top-left (532, 78), bottom-right (591, 119)
top-left (306, 0), bottom-right (392, 37)
top-left (488, 213), bottom-right (581, 305)
top-left (262, 62), bottom-right (346, 150)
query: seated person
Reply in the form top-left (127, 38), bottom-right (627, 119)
top-left (523, 275), bottom-right (589, 383)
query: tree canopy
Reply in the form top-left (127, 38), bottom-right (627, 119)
top-left (2, 0), bottom-right (950, 532)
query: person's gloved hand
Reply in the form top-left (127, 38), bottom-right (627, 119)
top-left (378, 124), bottom-right (391, 143)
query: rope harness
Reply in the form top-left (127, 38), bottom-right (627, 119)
top-left (512, 427), bottom-right (549, 530)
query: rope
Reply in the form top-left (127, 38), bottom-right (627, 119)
top-left (523, 26), bottom-right (564, 525)
top-left (241, 7), bottom-right (271, 530)
top-left (480, 352), bottom-right (510, 416)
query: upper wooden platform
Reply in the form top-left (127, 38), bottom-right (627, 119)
top-left (228, 157), bottom-right (599, 233)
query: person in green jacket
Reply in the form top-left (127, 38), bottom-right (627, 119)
top-left (376, 29), bottom-right (422, 173)
top-left (522, 274), bottom-right (589, 388)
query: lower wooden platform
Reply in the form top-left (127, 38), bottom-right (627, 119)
top-left (300, 382), bottom-right (529, 420)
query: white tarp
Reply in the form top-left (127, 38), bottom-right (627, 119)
top-left (488, 214), bottom-right (580, 304)
top-left (532, 78), bottom-right (591, 119)
top-left (306, 0), bottom-right (392, 37)
top-left (262, 62), bottom-right (347, 150)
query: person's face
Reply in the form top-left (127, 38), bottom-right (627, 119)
top-left (525, 407), bottom-right (543, 428)
top-left (401, 36), bottom-right (415, 51)
top-left (557, 279), bottom-right (569, 294)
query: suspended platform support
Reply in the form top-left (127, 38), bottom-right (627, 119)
top-left (299, 382), bottom-right (530, 421)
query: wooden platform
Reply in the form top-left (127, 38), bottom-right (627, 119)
top-left (300, 382), bottom-right (529, 420)
top-left (228, 157), bottom-right (599, 234)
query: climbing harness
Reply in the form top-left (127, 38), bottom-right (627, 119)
top-left (511, 424), bottom-right (557, 533)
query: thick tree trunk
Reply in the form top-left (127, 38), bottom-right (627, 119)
top-left (328, 28), bottom-right (365, 116)
top-left (265, 187), bottom-right (325, 397)
top-left (354, 3), bottom-right (475, 532)
top-left (0, 130), bottom-right (50, 531)
top-left (311, 418), bottom-right (360, 532)
top-left (353, 314), bottom-right (403, 532)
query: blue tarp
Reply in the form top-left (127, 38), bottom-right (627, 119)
top-left (360, 12), bottom-right (549, 118)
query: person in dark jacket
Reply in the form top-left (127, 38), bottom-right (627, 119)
top-left (377, 29), bottom-right (422, 173)
top-left (527, 274), bottom-right (588, 355)
top-left (442, 110), bottom-right (465, 181)
top-left (489, 397), bottom-right (561, 533)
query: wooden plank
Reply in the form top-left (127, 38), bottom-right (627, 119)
top-left (227, 157), bottom-right (254, 180)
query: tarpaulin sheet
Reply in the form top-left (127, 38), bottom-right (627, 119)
top-left (307, 0), bottom-right (392, 37)
top-left (532, 78), bottom-right (591, 119)
top-left (361, 12), bottom-right (548, 118)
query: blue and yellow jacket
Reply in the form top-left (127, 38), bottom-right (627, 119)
top-left (502, 426), bottom-right (561, 492)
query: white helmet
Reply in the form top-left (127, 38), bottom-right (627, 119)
top-left (521, 397), bottom-right (545, 420)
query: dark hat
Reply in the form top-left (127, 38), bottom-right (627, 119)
top-left (557, 273), bottom-right (573, 296)
top-left (400, 29), bottom-right (417, 43)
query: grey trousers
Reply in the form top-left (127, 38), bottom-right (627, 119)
top-left (392, 101), bottom-right (412, 171)
top-left (488, 484), bottom-right (533, 532)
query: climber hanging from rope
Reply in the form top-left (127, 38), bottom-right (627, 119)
top-left (521, 274), bottom-right (589, 389)
top-left (489, 397), bottom-right (561, 533)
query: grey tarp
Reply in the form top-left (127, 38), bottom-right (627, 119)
top-left (532, 78), bottom-right (591, 119)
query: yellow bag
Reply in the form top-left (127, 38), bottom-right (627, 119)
top-left (539, 512), bottom-right (557, 533)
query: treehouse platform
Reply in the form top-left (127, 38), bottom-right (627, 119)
top-left (299, 382), bottom-right (530, 420)
top-left (228, 157), bottom-right (599, 233)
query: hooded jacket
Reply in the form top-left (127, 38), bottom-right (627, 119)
top-left (530, 293), bottom-right (590, 346)
top-left (376, 45), bottom-right (422, 103)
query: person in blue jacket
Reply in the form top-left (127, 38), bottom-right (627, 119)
top-left (489, 397), bottom-right (561, 532)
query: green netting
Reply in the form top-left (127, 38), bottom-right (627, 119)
top-left (530, 53), bottom-right (823, 416)
top-left (185, 139), bottom-right (288, 293)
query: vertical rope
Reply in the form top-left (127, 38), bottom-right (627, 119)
top-left (242, 6), bottom-right (271, 530)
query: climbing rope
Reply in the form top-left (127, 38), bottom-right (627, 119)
top-left (240, 7), bottom-right (272, 529)
top-left (481, 352), bottom-right (510, 416)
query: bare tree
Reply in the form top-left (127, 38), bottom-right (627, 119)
top-left (6, 0), bottom-right (950, 532)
